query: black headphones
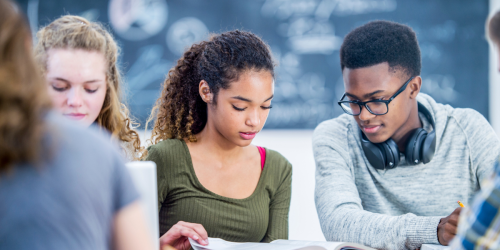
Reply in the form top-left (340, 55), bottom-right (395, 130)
top-left (360, 103), bottom-right (436, 170)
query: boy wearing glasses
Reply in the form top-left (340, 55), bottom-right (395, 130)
top-left (313, 20), bottom-right (500, 250)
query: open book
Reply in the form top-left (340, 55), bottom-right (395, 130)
top-left (189, 237), bottom-right (375, 250)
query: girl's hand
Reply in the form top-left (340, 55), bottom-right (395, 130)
top-left (159, 221), bottom-right (209, 250)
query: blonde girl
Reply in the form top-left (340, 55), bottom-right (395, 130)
top-left (34, 15), bottom-right (143, 160)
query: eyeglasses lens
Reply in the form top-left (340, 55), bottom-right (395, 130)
top-left (366, 102), bottom-right (388, 115)
top-left (340, 102), bottom-right (360, 115)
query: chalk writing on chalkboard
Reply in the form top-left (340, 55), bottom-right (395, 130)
top-left (108, 0), bottom-right (168, 41)
top-left (19, 0), bottom-right (490, 129)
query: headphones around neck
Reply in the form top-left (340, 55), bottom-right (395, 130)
top-left (360, 103), bottom-right (436, 170)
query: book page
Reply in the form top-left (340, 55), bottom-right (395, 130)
top-left (189, 238), bottom-right (337, 250)
top-left (189, 237), bottom-right (373, 250)
top-left (271, 240), bottom-right (344, 249)
top-left (189, 238), bottom-right (245, 250)
top-left (190, 238), bottom-right (327, 250)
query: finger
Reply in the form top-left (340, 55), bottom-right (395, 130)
top-left (444, 223), bottom-right (457, 234)
top-left (191, 224), bottom-right (209, 240)
top-left (177, 221), bottom-right (209, 241)
top-left (446, 231), bottom-right (456, 240)
top-left (438, 232), bottom-right (447, 246)
top-left (169, 222), bottom-right (198, 237)
top-left (160, 225), bottom-right (207, 247)
top-left (453, 207), bottom-right (463, 214)
top-left (441, 233), bottom-right (452, 246)
top-left (160, 233), bottom-right (178, 247)
top-left (448, 216), bottom-right (459, 226)
top-left (178, 227), bottom-right (208, 245)
top-left (167, 224), bottom-right (184, 237)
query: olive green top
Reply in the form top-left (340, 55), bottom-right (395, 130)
top-left (145, 139), bottom-right (292, 243)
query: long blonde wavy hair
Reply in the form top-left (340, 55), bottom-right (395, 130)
top-left (0, 0), bottom-right (52, 172)
top-left (33, 15), bottom-right (144, 160)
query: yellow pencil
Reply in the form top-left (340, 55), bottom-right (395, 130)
top-left (457, 201), bottom-right (465, 208)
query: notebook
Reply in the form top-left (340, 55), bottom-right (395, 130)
top-left (189, 237), bottom-right (375, 250)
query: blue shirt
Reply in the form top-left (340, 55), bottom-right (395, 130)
top-left (0, 113), bottom-right (139, 250)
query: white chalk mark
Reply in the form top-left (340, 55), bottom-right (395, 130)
top-left (166, 17), bottom-right (209, 56)
top-left (330, 0), bottom-right (396, 16)
top-left (109, 0), bottom-right (168, 41)
top-left (126, 45), bottom-right (172, 105)
top-left (79, 9), bottom-right (100, 22)
top-left (288, 34), bottom-right (342, 54)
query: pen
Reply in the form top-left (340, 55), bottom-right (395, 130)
top-left (457, 200), bottom-right (465, 208)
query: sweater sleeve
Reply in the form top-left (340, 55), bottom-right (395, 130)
top-left (313, 121), bottom-right (441, 250)
top-left (144, 144), bottom-right (168, 212)
top-left (262, 160), bottom-right (292, 242)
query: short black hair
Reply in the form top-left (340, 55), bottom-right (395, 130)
top-left (340, 20), bottom-right (421, 78)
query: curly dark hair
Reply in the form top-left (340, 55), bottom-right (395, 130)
top-left (340, 20), bottom-right (421, 77)
top-left (146, 30), bottom-right (274, 146)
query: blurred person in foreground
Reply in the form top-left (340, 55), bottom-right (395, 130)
top-left (450, 10), bottom-right (500, 250)
top-left (0, 0), bottom-right (155, 249)
top-left (33, 15), bottom-right (143, 161)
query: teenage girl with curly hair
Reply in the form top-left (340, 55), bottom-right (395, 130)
top-left (145, 30), bottom-right (292, 249)
top-left (33, 15), bottom-right (143, 160)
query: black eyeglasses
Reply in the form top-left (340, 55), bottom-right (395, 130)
top-left (338, 76), bottom-right (415, 116)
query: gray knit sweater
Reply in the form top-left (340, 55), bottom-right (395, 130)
top-left (313, 93), bottom-right (500, 250)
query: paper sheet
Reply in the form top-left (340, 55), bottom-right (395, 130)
top-left (189, 238), bottom-right (344, 250)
